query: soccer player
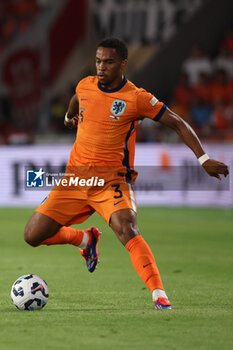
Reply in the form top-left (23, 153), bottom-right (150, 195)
top-left (24, 38), bottom-right (229, 310)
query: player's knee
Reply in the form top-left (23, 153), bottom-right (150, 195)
top-left (120, 220), bottom-right (135, 235)
top-left (24, 225), bottom-right (40, 247)
top-left (110, 209), bottom-right (140, 245)
top-left (115, 220), bottom-right (139, 244)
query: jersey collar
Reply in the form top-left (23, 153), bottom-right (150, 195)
top-left (97, 76), bottom-right (127, 93)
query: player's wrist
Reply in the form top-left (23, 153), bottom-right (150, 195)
top-left (64, 112), bottom-right (73, 123)
top-left (198, 153), bottom-right (210, 166)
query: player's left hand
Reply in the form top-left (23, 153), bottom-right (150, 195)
top-left (202, 159), bottom-right (229, 180)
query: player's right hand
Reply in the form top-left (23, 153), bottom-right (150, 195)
top-left (64, 115), bottom-right (79, 129)
top-left (202, 159), bottom-right (229, 180)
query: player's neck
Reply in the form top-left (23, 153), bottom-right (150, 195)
top-left (100, 75), bottom-right (125, 90)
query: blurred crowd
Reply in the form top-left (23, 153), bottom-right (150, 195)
top-left (48, 29), bottom-right (233, 144)
top-left (138, 29), bottom-right (233, 143)
top-left (173, 33), bottom-right (233, 142)
top-left (0, 10), bottom-right (233, 144)
top-left (0, 0), bottom-right (41, 55)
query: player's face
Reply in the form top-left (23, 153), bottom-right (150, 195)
top-left (96, 47), bottom-right (127, 88)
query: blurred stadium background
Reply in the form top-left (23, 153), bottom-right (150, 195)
top-left (0, 0), bottom-right (233, 207)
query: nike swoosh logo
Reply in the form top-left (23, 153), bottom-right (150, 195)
top-left (143, 263), bottom-right (152, 268)
top-left (114, 200), bottom-right (124, 206)
top-left (81, 98), bottom-right (88, 101)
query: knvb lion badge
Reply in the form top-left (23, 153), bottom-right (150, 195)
top-left (26, 168), bottom-right (45, 188)
top-left (109, 99), bottom-right (127, 120)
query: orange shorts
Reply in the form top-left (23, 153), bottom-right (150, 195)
top-left (36, 178), bottom-right (137, 226)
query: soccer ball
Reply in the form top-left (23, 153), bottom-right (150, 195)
top-left (11, 274), bottom-right (49, 311)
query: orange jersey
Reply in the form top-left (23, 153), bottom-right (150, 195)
top-left (68, 76), bottom-right (166, 181)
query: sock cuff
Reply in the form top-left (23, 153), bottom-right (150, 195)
top-left (125, 235), bottom-right (143, 251)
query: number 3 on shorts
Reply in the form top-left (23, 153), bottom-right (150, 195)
top-left (111, 184), bottom-right (123, 199)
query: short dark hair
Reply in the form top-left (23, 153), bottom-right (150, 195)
top-left (97, 37), bottom-right (128, 60)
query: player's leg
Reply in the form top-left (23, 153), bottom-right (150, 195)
top-left (90, 181), bottom-right (164, 291)
top-left (109, 208), bottom-right (171, 309)
top-left (24, 211), bottom-right (89, 248)
top-left (24, 193), bottom-right (101, 272)
top-left (89, 181), bottom-right (171, 308)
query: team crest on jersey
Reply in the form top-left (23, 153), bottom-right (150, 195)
top-left (110, 100), bottom-right (127, 120)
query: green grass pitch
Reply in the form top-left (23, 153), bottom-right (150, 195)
top-left (0, 207), bottom-right (233, 350)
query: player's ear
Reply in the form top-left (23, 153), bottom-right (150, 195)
top-left (121, 59), bottom-right (128, 70)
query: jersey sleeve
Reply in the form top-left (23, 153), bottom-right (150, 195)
top-left (75, 76), bottom-right (91, 99)
top-left (75, 79), bottom-right (84, 99)
top-left (136, 89), bottom-right (167, 121)
top-left (75, 84), bottom-right (79, 98)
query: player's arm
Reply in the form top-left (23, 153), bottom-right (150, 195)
top-left (64, 94), bottom-right (79, 129)
top-left (159, 107), bottom-right (229, 179)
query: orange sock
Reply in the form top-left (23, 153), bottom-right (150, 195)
top-left (125, 235), bottom-right (164, 292)
top-left (41, 227), bottom-right (85, 247)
